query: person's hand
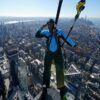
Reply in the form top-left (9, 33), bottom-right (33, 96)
top-left (75, 45), bottom-right (81, 53)
top-left (40, 24), bottom-right (47, 29)
top-left (76, 0), bottom-right (86, 13)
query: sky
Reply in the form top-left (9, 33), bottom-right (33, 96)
top-left (0, 0), bottom-right (100, 18)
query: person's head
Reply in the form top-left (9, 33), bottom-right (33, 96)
top-left (47, 19), bottom-right (55, 31)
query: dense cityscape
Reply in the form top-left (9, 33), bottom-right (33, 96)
top-left (0, 17), bottom-right (100, 100)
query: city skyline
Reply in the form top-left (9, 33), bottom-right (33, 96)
top-left (0, 0), bottom-right (100, 18)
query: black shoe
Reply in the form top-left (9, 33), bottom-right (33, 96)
top-left (60, 86), bottom-right (67, 100)
top-left (40, 88), bottom-right (47, 100)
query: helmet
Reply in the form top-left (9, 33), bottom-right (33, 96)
top-left (47, 19), bottom-right (55, 24)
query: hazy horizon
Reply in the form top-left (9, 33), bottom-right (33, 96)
top-left (0, 16), bottom-right (100, 28)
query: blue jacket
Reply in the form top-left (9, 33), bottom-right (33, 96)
top-left (35, 28), bottom-right (76, 52)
